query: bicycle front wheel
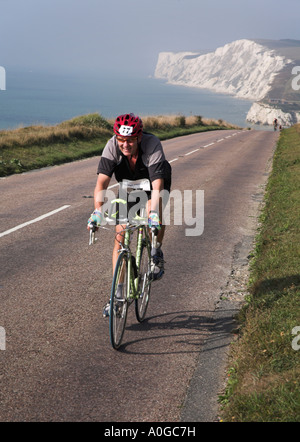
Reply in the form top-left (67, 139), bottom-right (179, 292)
top-left (110, 251), bottom-right (129, 349)
top-left (135, 239), bottom-right (152, 322)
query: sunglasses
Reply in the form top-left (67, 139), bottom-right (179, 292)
top-left (116, 136), bottom-right (138, 144)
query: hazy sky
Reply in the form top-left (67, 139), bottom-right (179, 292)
top-left (1, 0), bottom-right (300, 77)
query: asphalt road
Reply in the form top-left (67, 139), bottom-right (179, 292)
top-left (0, 129), bottom-right (278, 422)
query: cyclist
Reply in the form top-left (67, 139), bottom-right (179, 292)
top-left (88, 113), bottom-right (172, 316)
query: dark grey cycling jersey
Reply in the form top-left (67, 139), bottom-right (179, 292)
top-left (97, 132), bottom-right (171, 191)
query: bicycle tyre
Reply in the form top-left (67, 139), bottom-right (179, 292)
top-left (135, 239), bottom-right (152, 322)
top-left (109, 251), bottom-right (129, 349)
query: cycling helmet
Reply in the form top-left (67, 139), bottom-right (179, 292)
top-left (113, 113), bottom-right (143, 137)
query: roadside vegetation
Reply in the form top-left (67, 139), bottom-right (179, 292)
top-left (2, 111), bottom-right (299, 421)
top-left (220, 124), bottom-right (300, 422)
top-left (0, 112), bottom-right (237, 177)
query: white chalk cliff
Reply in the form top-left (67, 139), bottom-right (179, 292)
top-left (246, 102), bottom-right (300, 126)
top-left (154, 39), bottom-right (299, 126)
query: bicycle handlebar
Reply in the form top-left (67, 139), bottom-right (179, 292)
top-left (88, 220), bottom-right (159, 246)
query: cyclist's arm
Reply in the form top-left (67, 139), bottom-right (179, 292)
top-left (94, 173), bottom-right (111, 210)
top-left (150, 178), bottom-right (164, 215)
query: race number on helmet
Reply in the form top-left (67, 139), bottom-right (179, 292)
top-left (113, 113), bottom-right (143, 137)
top-left (119, 125), bottom-right (134, 136)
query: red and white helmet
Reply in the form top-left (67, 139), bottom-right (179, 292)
top-left (113, 113), bottom-right (143, 137)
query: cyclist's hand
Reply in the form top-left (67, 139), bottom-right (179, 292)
top-left (87, 209), bottom-right (102, 229)
top-left (148, 211), bottom-right (161, 230)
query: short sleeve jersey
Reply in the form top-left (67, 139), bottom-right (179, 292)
top-left (97, 132), bottom-right (171, 191)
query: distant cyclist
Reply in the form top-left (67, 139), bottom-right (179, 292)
top-left (87, 113), bottom-right (172, 316)
top-left (273, 118), bottom-right (278, 131)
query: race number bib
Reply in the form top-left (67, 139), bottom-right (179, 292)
top-left (120, 179), bottom-right (151, 193)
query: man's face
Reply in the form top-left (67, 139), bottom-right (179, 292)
top-left (116, 136), bottom-right (139, 157)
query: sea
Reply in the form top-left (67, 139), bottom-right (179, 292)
top-left (0, 69), bottom-right (255, 131)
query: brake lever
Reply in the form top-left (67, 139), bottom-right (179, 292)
top-left (88, 223), bottom-right (98, 245)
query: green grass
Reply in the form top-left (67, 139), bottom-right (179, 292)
top-left (220, 124), bottom-right (300, 422)
top-left (0, 113), bottom-right (238, 177)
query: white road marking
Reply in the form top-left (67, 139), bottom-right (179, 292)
top-left (1, 131), bottom-right (248, 238)
top-left (0, 205), bottom-right (71, 238)
top-left (185, 149), bottom-right (199, 156)
top-left (170, 140), bottom-right (218, 162)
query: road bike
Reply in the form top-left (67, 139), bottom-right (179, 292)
top-left (89, 204), bottom-right (158, 350)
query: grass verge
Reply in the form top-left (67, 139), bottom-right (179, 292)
top-left (220, 124), bottom-right (300, 422)
top-left (0, 113), bottom-right (238, 177)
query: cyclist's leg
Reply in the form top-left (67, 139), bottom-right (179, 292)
top-left (103, 224), bottom-right (126, 318)
top-left (112, 197), bottom-right (137, 272)
top-left (146, 198), bottom-right (165, 244)
top-left (112, 224), bottom-right (126, 275)
top-left (146, 199), bottom-right (166, 280)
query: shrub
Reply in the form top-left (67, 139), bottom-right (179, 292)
top-left (175, 115), bottom-right (186, 127)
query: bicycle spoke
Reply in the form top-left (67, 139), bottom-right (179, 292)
top-left (109, 252), bottom-right (128, 349)
top-left (135, 239), bottom-right (152, 322)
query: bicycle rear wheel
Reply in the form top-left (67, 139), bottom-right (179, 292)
top-left (109, 251), bottom-right (128, 349)
top-left (135, 239), bottom-right (152, 322)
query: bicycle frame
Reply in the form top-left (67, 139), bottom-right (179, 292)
top-left (88, 210), bottom-right (158, 349)
top-left (89, 213), bottom-right (157, 298)
top-left (117, 223), bottom-right (152, 301)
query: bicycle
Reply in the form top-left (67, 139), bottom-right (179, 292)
top-left (89, 204), bottom-right (159, 350)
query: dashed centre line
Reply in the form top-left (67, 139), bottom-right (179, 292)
top-left (0, 205), bottom-right (71, 238)
top-left (1, 132), bottom-right (244, 238)
top-left (168, 132), bottom-right (240, 164)
top-left (185, 149), bottom-right (200, 156)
